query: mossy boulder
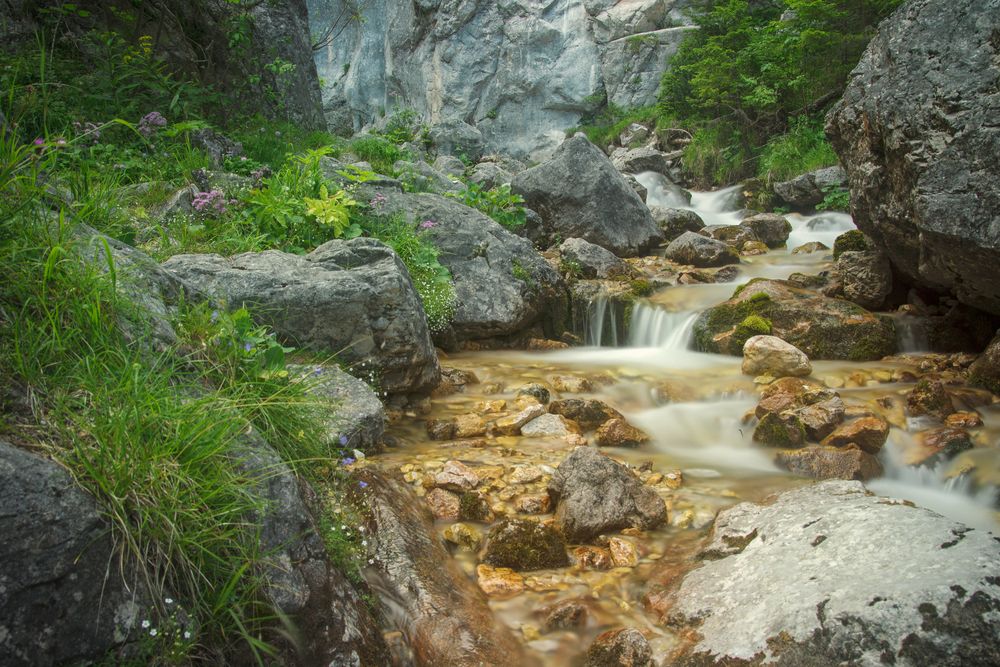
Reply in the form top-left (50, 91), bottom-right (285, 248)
top-left (753, 412), bottom-right (807, 448)
top-left (693, 279), bottom-right (896, 360)
top-left (968, 330), bottom-right (1000, 395)
top-left (905, 378), bottom-right (955, 420)
top-left (832, 229), bottom-right (873, 259)
top-left (481, 518), bottom-right (569, 571)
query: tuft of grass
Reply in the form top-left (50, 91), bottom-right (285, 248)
top-left (349, 135), bottom-right (404, 175)
top-left (756, 117), bottom-right (838, 185)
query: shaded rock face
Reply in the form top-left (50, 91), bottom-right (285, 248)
top-left (381, 191), bottom-right (566, 341)
top-left (358, 470), bottom-right (528, 667)
top-left (232, 434), bottom-right (390, 665)
top-left (0, 440), bottom-right (146, 665)
top-left (547, 447), bottom-right (666, 542)
top-left (826, 0), bottom-right (1000, 315)
top-left (836, 249), bottom-right (893, 310)
top-left (671, 481), bottom-right (1000, 667)
top-left (969, 330), bottom-right (1000, 395)
top-left (586, 627), bottom-right (653, 667)
top-left (309, 0), bottom-right (693, 159)
top-left (162, 237), bottom-right (440, 395)
top-left (512, 135), bottom-right (663, 256)
top-left (693, 279), bottom-right (896, 360)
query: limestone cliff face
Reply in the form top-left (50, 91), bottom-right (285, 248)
top-left (309, 0), bottom-right (693, 159)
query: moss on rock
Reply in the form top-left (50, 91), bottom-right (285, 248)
top-left (832, 230), bottom-right (872, 259)
top-left (481, 518), bottom-right (569, 571)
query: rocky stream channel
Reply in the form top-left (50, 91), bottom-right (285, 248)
top-left (346, 176), bottom-right (1000, 666)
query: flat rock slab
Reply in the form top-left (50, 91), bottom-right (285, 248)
top-left (670, 480), bottom-right (1000, 666)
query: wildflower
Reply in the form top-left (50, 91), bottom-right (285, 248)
top-left (138, 111), bottom-right (167, 137)
top-left (165, 597), bottom-right (174, 605)
top-left (183, 631), bottom-right (192, 640)
top-left (339, 434), bottom-right (348, 446)
top-left (419, 220), bottom-right (437, 229)
top-left (359, 481), bottom-right (368, 489)
top-left (149, 628), bottom-right (158, 637)
top-left (369, 193), bottom-right (387, 211)
top-left (210, 309), bottom-right (219, 323)
top-left (313, 366), bottom-right (324, 376)
top-left (33, 138), bottom-right (44, 146)
top-left (341, 457), bottom-right (355, 466)
top-left (142, 619), bottom-right (151, 629)
top-left (55, 138), bottom-right (67, 148)
top-left (243, 342), bottom-right (252, 352)
top-left (192, 190), bottom-right (227, 216)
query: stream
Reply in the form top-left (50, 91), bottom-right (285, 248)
top-left (367, 172), bottom-right (1000, 665)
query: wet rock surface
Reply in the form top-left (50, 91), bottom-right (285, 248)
top-left (671, 481), bottom-right (1000, 666)
top-left (548, 447), bottom-right (666, 542)
top-left (665, 231), bottom-right (740, 268)
top-left (481, 518), bottom-right (569, 571)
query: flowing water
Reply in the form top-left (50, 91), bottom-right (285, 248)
top-left (370, 171), bottom-right (1000, 664)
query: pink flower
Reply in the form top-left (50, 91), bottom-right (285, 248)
top-left (419, 220), bottom-right (437, 229)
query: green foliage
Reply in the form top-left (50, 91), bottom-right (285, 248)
top-left (304, 185), bottom-right (361, 239)
top-left (659, 0), bottom-right (903, 186)
top-left (756, 116), bottom-right (838, 183)
top-left (350, 135), bottom-right (404, 175)
top-left (567, 105), bottom-right (661, 150)
top-left (377, 108), bottom-right (423, 144)
top-left (357, 211), bottom-right (456, 333)
top-left (446, 182), bottom-right (527, 231)
top-left (733, 313), bottom-right (773, 348)
top-left (816, 185), bottom-right (850, 211)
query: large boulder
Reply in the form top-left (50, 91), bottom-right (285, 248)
top-left (547, 447), bottom-right (666, 542)
top-left (669, 481), bottom-right (1000, 666)
top-left (665, 231), bottom-right (740, 268)
top-left (693, 279), bottom-right (896, 360)
top-left (836, 249), bottom-right (893, 310)
top-left (773, 166), bottom-right (847, 209)
top-left (512, 135), bottom-right (663, 256)
top-left (610, 145), bottom-right (672, 176)
top-left (559, 237), bottom-right (631, 279)
top-left (381, 190), bottom-right (566, 341)
top-left (427, 118), bottom-right (485, 161)
top-left (357, 469), bottom-right (528, 666)
top-left (741, 335), bottom-right (812, 377)
top-left (162, 237), bottom-right (440, 395)
top-left (0, 440), bottom-right (146, 665)
top-left (302, 364), bottom-right (386, 453)
top-left (650, 206), bottom-right (704, 241)
top-left (739, 213), bottom-right (792, 248)
top-left (826, 0), bottom-right (1000, 315)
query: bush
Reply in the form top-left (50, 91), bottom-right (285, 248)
top-left (446, 182), bottom-right (527, 231)
top-left (350, 135), bottom-right (404, 175)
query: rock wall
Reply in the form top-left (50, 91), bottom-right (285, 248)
top-left (826, 0), bottom-right (1000, 315)
top-left (309, 0), bottom-right (694, 159)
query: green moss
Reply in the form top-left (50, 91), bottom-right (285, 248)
top-left (459, 492), bottom-right (491, 522)
top-left (482, 518), bottom-right (569, 571)
top-left (628, 279), bottom-right (653, 298)
top-left (733, 314), bottom-right (773, 349)
top-left (753, 412), bottom-right (806, 448)
top-left (832, 230), bottom-right (871, 259)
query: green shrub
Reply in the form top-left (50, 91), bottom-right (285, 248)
top-left (817, 186), bottom-right (851, 212)
top-left (446, 182), bottom-right (526, 231)
top-left (757, 117), bottom-right (839, 184)
top-left (350, 135), bottom-right (404, 175)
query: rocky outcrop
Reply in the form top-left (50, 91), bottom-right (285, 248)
top-left (357, 469), bottom-right (528, 666)
top-left (739, 213), bottom-right (792, 249)
top-left (826, 0), bottom-right (1000, 315)
top-left (309, 0), bottom-right (694, 158)
top-left (380, 190), bottom-right (566, 341)
top-left (547, 447), bottom-right (666, 542)
top-left (512, 135), bottom-right (663, 256)
top-left (0, 440), bottom-right (146, 665)
top-left (693, 279), bottom-right (896, 360)
top-left (651, 206), bottom-right (704, 241)
top-left (303, 364), bottom-right (386, 453)
top-left (162, 237), bottom-right (440, 395)
top-left (670, 481), bottom-right (1000, 666)
top-left (773, 166), bottom-right (846, 209)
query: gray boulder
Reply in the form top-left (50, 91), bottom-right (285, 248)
top-left (701, 224), bottom-right (759, 250)
top-left (739, 213), bottom-right (792, 248)
top-left (836, 249), bottom-right (893, 310)
top-left (302, 364), bottom-right (386, 453)
top-left (427, 118), bottom-right (484, 161)
top-left (624, 173), bottom-right (648, 203)
top-left (0, 440), bottom-right (146, 665)
top-left (670, 481), bottom-right (1000, 666)
top-left (381, 191), bottom-right (566, 341)
top-left (826, 0), bottom-right (1000, 315)
top-left (969, 330), bottom-right (1000, 395)
top-left (610, 145), bottom-right (673, 176)
top-left (433, 154), bottom-right (467, 179)
top-left (468, 161), bottom-right (512, 190)
top-left (773, 166), bottom-right (846, 209)
top-left (650, 206), bottom-right (705, 241)
top-left (547, 447), bottom-right (666, 542)
top-left (560, 237), bottom-right (631, 279)
top-left (665, 231), bottom-right (740, 268)
top-left (394, 159), bottom-right (463, 194)
top-left (618, 122), bottom-right (651, 148)
top-left (162, 237), bottom-right (440, 395)
top-left (512, 135), bottom-right (663, 257)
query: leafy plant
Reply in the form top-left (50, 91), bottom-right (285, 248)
top-left (446, 182), bottom-right (526, 231)
top-left (304, 184), bottom-right (360, 239)
top-left (817, 185), bottom-right (850, 212)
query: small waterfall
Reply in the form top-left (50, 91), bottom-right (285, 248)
top-left (634, 171), bottom-right (690, 208)
top-left (868, 431), bottom-right (999, 530)
top-left (627, 302), bottom-right (698, 349)
top-left (584, 295), bottom-right (622, 347)
top-left (786, 211), bottom-right (856, 249)
top-left (895, 315), bottom-right (930, 353)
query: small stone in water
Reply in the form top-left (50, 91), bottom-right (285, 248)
top-left (609, 537), bottom-right (639, 567)
top-left (510, 465), bottom-right (544, 484)
top-left (542, 599), bottom-right (588, 632)
top-left (476, 564), bottom-right (524, 598)
top-left (434, 460), bottom-right (480, 491)
top-left (573, 546), bottom-right (613, 570)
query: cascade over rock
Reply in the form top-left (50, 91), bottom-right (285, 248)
top-left (308, 0), bottom-right (694, 159)
top-left (826, 0), bottom-right (1000, 315)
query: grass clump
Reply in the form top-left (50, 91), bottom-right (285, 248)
top-left (446, 182), bottom-right (527, 231)
top-left (756, 117), bottom-right (839, 184)
top-left (349, 135), bottom-right (405, 175)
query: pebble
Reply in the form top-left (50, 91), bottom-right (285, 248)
top-left (476, 564), bottom-right (524, 598)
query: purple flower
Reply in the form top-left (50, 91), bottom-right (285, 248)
top-left (341, 457), bottom-right (355, 466)
top-left (243, 342), bottom-right (252, 352)
top-left (192, 190), bottom-right (227, 216)
top-left (138, 111), bottom-right (167, 137)
top-left (313, 366), bottom-right (324, 376)
top-left (419, 220), bottom-right (437, 230)
top-left (33, 138), bottom-right (44, 146)
top-left (210, 310), bottom-right (219, 323)
top-left (338, 435), bottom-right (348, 446)
top-left (369, 193), bottom-right (387, 211)
top-left (358, 481), bottom-right (368, 488)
